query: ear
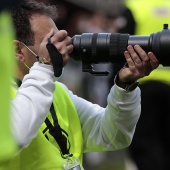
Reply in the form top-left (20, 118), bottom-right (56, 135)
top-left (12, 40), bottom-right (26, 63)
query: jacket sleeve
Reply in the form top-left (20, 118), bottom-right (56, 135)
top-left (60, 83), bottom-right (141, 152)
top-left (11, 62), bottom-right (55, 149)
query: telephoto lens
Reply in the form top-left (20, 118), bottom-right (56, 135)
top-left (70, 24), bottom-right (170, 75)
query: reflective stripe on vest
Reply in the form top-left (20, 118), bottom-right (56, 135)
top-left (8, 81), bottom-right (84, 170)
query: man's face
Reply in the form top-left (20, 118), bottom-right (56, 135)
top-left (24, 13), bottom-right (58, 69)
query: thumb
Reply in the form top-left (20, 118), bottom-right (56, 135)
top-left (42, 29), bottom-right (55, 43)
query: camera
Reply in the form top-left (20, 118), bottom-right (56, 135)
top-left (70, 24), bottom-right (170, 75)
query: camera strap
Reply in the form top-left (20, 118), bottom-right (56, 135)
top-left (44, 103), bottom-right (72, 158)
top-left (46, 38), bottom-right (63, 77)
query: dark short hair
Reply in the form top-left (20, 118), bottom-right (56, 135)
top-left (11, 0), bottom-right (58, 45)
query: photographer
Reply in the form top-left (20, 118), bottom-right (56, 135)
top-left (7, 0), bottom-right (159, 169)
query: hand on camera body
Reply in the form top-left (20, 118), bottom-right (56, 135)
top-left (119, 45), bottom-right (159, 83)
top-left (38, 29), bottom-right (73, 66)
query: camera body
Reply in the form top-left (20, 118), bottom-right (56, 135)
top-left (70, 24), bottom-right (170, 75)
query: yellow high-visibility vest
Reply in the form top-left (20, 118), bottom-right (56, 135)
top-left (8, 82), bottom-right (84, 170)
top-left (126, 0), bottom-right (170, 35)
top-left (139, 66), bottom-right (170, 85)
top-left (0, 11), bottom-right (17, 169)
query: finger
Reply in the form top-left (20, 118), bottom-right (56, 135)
top-left (59, 36), bottom-right (72, 46)
top-left (148, 52), bottom-right (159, 69)
top-left (64, 36), bottom-right (72, 46)
top-left (124, 50), bottom-right (136, 70)
top-left (127, 45), bottom-right (145, 75)
top-left (127, 45), bottom-right (142, 65)
top-left (119, 51), bottom-right (136, 82)
top-left (51, 30), bottom-right (68, 43)
top-left (52, 37), bottom-right (72, 54)
top-left (134, 45), bottom-right (150, 63)
top-left (42, 29), bottom-right (55, 43)
top-left (133, 45), bottom-right (152, 75)
top-left (67, 44), bottom-right (73, 54)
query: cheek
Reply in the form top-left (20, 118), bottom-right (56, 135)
top-left (29, 44), bottom-right (40, 62)
top-left (27, 54), bottom-right (37, 67)
top-left (32, 43), bottom-right (40, 55)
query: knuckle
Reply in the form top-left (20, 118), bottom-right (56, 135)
top-left (61, 30), bottom-right (68, 36)
top-left (143, 57), bottom-right (150, 62)
top-left (67, 36), bottom-right (71, 41)
top-left (127, 60), bottom-right (134, 67)
top-left (56, 44), bottom-right (62, 51)
top-left (135, 59), bottom-right (142, 64)
top-left (60, 49), bottom-right (67, 56)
